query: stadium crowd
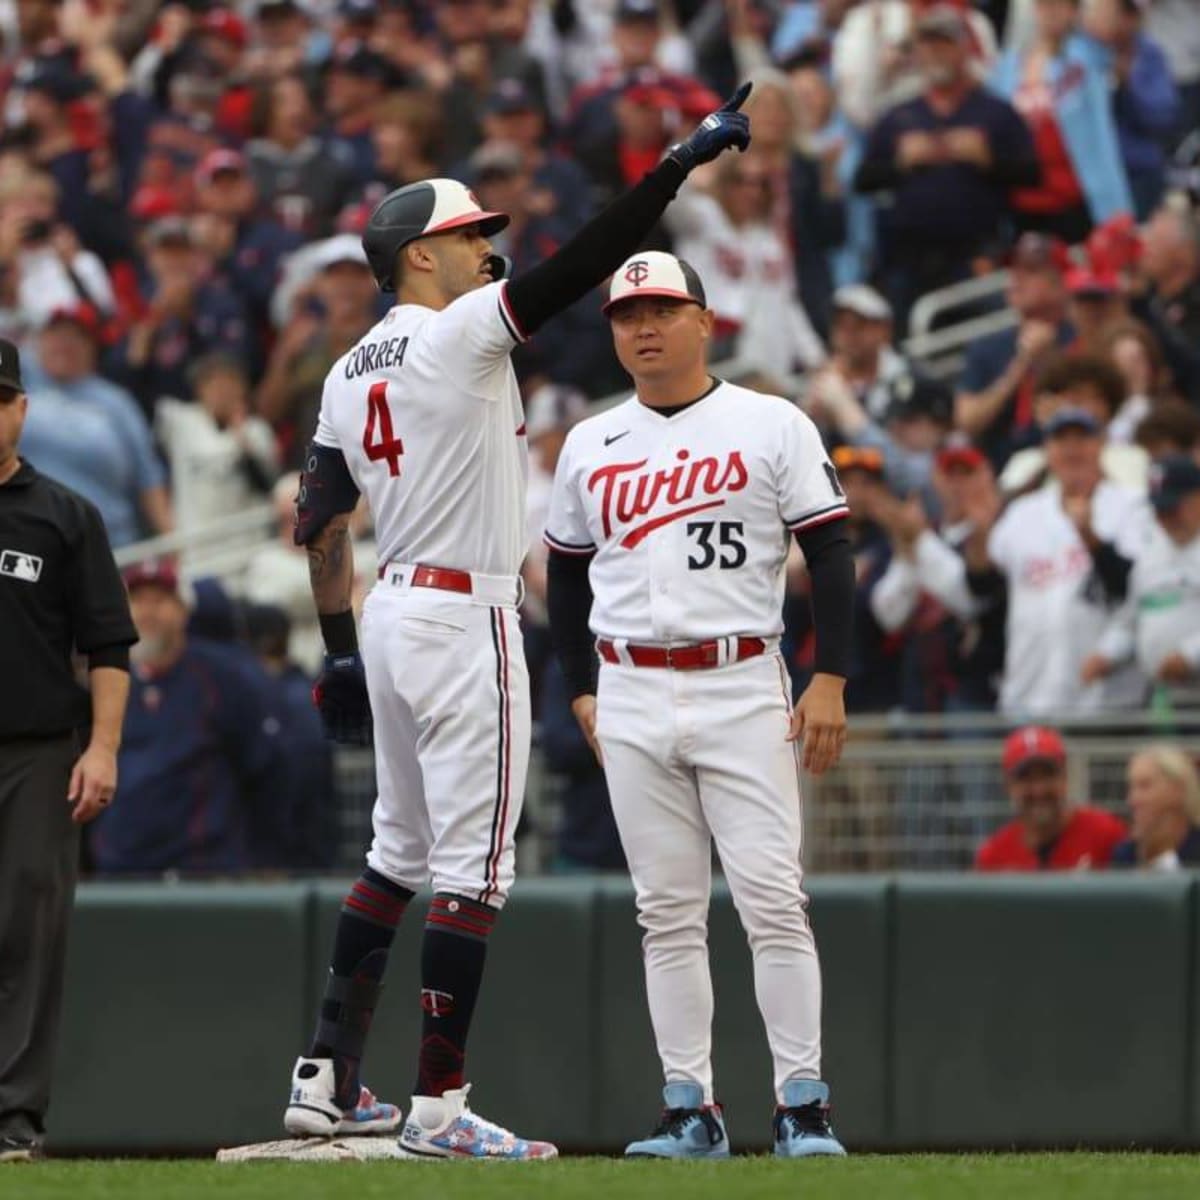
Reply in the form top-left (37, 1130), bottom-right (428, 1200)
top-left (2, 0), bottom-right (1199, 873)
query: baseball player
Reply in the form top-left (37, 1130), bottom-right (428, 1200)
top-left (545, 252), bottom-right (853, 1159)
top-left (282, 90), bottom-right (753, 1160)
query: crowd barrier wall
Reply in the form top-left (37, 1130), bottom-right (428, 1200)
top-left (48, 875), bottom-right (1199, 1152)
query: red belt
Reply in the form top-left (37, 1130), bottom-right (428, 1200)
top-left (377, 563), bottom-right (473, 594)
top-left (596, 637), bottom-right (766, 670)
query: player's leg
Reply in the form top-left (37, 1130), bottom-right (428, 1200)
top-left (690, 655), bottom-right (846, 1157)
top-left (596, 663), bottom-right (728, 1160)
top-left (390, 600), bottom-right (554, 1160)
top-left (284, 595), bottom-right (430, 1138)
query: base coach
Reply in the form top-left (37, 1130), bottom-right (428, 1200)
top-left (0, 338), bottom-right (136, 1161)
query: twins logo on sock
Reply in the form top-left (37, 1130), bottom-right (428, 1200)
top-left (421, 988), bottom-right (456, 1017)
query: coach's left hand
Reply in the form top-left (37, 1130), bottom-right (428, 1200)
top-left (68, 741), bottom-right (117, 824)
top-left (788, 673), bottom-right (847, 775)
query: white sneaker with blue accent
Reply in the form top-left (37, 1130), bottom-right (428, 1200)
top-left (624, 1081), bottom-right (731, 1159)
top-left (283, 1057), bottom-right (402, 1137)
top-left (399, 1084), bottom-right (558, 1160)
top-left (772, 1079), bottom-right (848, 1157)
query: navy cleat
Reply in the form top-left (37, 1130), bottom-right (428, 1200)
top-left (624, 1081), bottom-right (730, 1159)
top-left (773, 1079), bottom-right (847, 1157)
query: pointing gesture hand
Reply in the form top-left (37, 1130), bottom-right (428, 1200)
top-left (720, 82), bottom-right (753, 112)
top-left (667, 82), bottom-right (753, 173)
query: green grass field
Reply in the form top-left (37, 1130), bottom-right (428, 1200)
top-left (10, 1154), bottom-right (1200, 1200)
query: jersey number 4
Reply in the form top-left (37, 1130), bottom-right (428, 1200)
top-left (363, 381), bottom-right (405, 477)
top-left (687, 521), bottom-right (746, 570)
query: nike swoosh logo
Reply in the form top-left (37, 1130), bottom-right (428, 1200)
top-left (604, 431), bottom-right (630, 446)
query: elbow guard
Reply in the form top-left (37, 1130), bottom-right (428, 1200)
top-left (294, 442), bottom-right (361, 546)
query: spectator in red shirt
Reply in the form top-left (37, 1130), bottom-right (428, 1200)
top-left (975, 725), bottom-right (1127, 870)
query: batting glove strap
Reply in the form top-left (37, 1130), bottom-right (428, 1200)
top-left (667, 82), bottom-right (752, 174)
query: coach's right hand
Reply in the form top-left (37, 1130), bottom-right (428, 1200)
top-left (313, 653), bottom-right (373, 746)
top-left (571, 694), bottom-right (603, 766)
top-left (666, 82), bottom-right (752, 173)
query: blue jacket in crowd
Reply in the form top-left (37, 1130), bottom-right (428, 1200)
top-left (992, 34), bottom-right (1134, 224)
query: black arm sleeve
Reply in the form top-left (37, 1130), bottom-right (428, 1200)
top-left (967, 564), bottom-right (1006, 600)
top-left (547, 548), bottom-right (598, 700)
top-left (504, 157), bottom-right (687, 336)
top-left (1091, 540), bottom-right (1133, 603)
top-left (794, 519), bottom-right (854, 679)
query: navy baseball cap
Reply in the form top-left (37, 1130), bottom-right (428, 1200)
top-left (1044, 407), bottom-right (1102, 437)
top-left (487, 77), bottom-right (539, 115)
top-left (616, 0), bottom-right (660, 21)
top-left (0, 338), bottom-right (24, 393)
top-left (1149, 455), bottom-right (1200, 512)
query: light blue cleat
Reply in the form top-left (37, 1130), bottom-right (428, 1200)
top-left (772, 1079), bottom-right (848, 1158)
top-left (624, 1082), bottom-right (730, 1159)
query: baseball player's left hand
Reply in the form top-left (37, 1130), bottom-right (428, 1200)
top-left (788, 673), bottom-right (847, 775)
top-left (313, 653), bottom-right (373, 746)
top-left (68, 741), bottom-right (117, 824)
top-left (666, 82), bottom-right (752, 173)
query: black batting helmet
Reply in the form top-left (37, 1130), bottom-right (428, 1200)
top-left (362, 178), bottom-right (510, 292)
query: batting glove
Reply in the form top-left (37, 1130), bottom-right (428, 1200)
top-left (666, 82), bottom-right (753, 174)
top-left (313, 653), bottom-right (373, 746)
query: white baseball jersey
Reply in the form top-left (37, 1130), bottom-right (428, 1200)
top-left (1096, 524), bottom-right (1200, 707)
top-left (312, 280), bottom-right (529, 576)
top-left (544, 380), bottom-right (847, 640)
top-left (988, 479), bottom-right (1152, 715)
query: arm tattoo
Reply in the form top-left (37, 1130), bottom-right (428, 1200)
top-left (307, 521), bottom-right (354, 612)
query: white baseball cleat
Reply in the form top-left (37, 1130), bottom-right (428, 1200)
top-left (283, 1056), bottom-right (402, 1137)
top-left (399, 1084), bottom-right (558, 1160)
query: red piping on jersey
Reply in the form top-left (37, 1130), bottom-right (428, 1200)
top-left (498, 282), bottom-right (528, 341)
top-left (544, 533), bottom-right (596, 556)
top-left (788, 505), bottom-right (850, 533)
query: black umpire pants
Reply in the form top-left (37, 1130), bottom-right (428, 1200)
top-left (0, 733), bottom-right (79, 1143)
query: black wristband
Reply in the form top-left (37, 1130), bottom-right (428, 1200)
top-left (319, 610), bottom-right (359, 657)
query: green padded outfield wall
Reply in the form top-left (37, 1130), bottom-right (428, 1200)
top-left (46, 875), bottom-right (1200, 1152)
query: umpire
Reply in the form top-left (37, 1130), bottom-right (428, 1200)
top-left (0, 338), bottom-right (136, 1161)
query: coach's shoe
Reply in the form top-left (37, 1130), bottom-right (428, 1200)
top-left (283, 1057), bottom-right (402, 1137)
top-left (0, 1135), bottom-right (40, 1163)
top-left (399, 1084), bottom-right (557, 1160)
top-left (773, 1079), bottom-right (847, 1158)
top-left (624, 1081), bottom-right (730, 1159)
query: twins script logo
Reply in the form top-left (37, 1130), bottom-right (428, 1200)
top-left (624, 260), bottom-right (650, 287)
top-left (587, 450), bottom-right (748, 548)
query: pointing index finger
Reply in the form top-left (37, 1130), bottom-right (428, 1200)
top-left (720, 82), bottom-right (752, 112)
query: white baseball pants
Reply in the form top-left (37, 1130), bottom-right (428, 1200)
top-left (359, 577), bottom-right (529, 907)
top-left (595, 651), bottom-right (822, 1102)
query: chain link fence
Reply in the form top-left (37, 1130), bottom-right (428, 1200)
top-left (329, 714), bottom-right (1200, 874)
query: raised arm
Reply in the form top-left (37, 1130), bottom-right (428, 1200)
top-left (504, 84), bottom-right (753, 337)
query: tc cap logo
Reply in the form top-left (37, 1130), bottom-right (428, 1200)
top-left (0, 549), bottom-right (43, 582)
top-left (624, 260), bottom-right (650, 286)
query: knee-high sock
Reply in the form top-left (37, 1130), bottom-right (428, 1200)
top-left (309, 868), bottom-right (413, 1108)
top-left (413, 893), bottom-right (496, 1097)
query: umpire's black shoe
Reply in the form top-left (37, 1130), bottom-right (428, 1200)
top-left (0, 1134), bottom-right (40, 1163)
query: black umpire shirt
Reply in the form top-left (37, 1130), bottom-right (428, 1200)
top-left (0, 460), bottom-right (136, 741)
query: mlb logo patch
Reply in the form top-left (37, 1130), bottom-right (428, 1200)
top-left (0, 549), bottom-right (43, 582)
